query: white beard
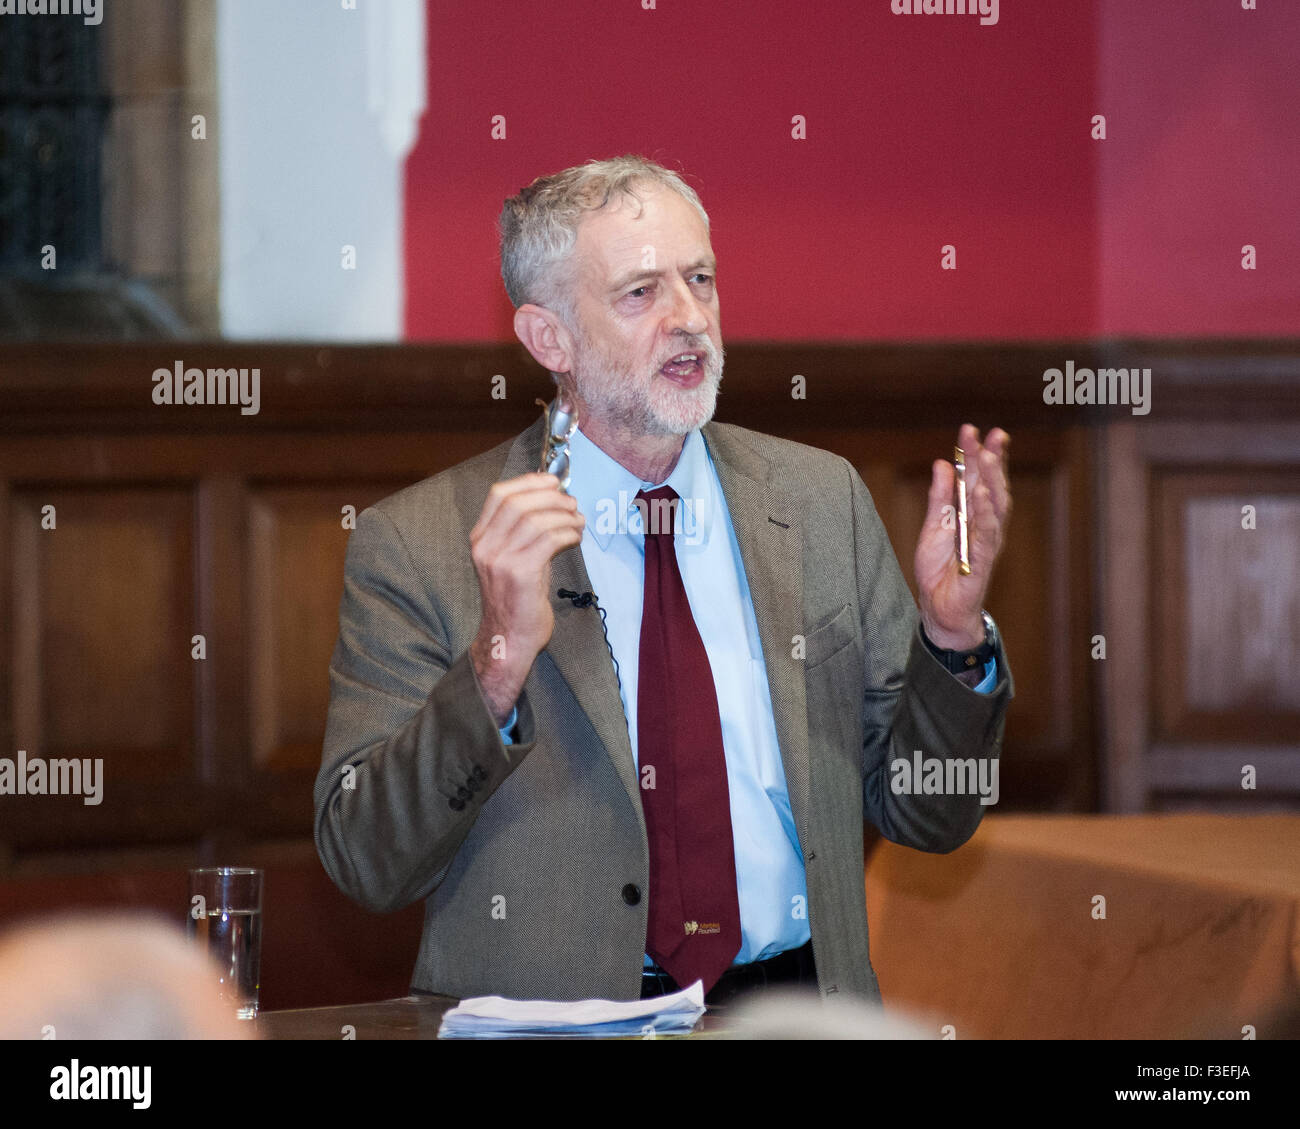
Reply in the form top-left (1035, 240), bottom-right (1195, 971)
top-left (571, 331), bottom-right (724, 439)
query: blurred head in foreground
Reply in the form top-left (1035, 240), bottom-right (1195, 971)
top-left (721, 987), bottom-right (933, 1039)
top-left (0, 911), bottom-right (252, 1039)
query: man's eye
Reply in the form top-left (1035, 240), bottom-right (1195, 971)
top-left (627, 286), bottom-right (651, 299)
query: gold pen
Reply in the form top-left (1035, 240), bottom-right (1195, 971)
top-left (955, 446), bottom-right (971, 575)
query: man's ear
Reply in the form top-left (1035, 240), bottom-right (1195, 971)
top-left (514, 304), bottom-right (575, 376)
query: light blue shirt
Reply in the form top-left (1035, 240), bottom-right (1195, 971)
top-left (498, 425), bottom-right (996, 969)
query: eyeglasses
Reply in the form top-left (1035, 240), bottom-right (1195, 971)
top-left (537, 397), bottom-right (578, 493)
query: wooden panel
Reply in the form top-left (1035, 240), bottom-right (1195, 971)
top-left (247, 483), bottom-right (411, 775)
top-left (11, 487), bottom-right (194, 758)
top-left (1153, 472), bottom-right (1300, 743)
top-left (1102, 419), bottom-right (1300, 811)
top-left (5, 486), bottom-right (201, 849)
top-left (5, 340), bottom-right (1296, 437)
top-left (1098, 421), bottom-right (1149, 811)
top-left (1184, 495), bottom-right (1300, 712)
top-left (1149, 747), bottom-right (1300, 800)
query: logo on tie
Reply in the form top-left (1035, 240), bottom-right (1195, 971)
top-left (684, 920), bottom-right (721, 936)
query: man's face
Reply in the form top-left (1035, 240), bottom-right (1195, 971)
top-left (562, 183), bottom-right (723, 439)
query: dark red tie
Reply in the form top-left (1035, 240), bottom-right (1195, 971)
top-left (635, 486), bottom-right (741, 995)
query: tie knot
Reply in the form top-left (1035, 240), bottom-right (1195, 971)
top-left (635, 486), bottom-right (679, 538)
top-left (637, 486), bottom-right (678, 504)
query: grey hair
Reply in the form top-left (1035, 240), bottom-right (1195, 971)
top-left (499, 155), bottom-right (711, 332)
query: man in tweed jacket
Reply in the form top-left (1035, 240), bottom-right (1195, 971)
top-left (315, 156), bottom-right (1014, 1004)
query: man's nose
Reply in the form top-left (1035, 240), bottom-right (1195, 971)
top-left (664, 279), bottom-right (709, 336)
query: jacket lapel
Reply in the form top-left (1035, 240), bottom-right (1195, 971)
top-left (700, 423), bottom-right (811, 855)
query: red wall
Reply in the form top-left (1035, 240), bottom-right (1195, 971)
top-left (1097, 0), bottom-right (1300, 337)
top-left (404, 1), bottom-right (1298, 342)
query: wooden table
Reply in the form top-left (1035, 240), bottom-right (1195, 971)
top-left (252, 993), bottom-right (735, 1039)
top-left (865, 813), bottom-right (1300, 1038)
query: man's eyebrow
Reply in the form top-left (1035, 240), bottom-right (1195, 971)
top-left (607, 257), bottom-right (717, 294)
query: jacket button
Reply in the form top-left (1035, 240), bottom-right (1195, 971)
top-left (448, 797), bottom-right (465, 811)
top-left (472, 765), bottom-right (488, 782)
top-left (621, 884), bottom-right (641, 906)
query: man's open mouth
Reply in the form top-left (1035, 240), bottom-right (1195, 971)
top-left (660, 352), bottom-right (704, 379)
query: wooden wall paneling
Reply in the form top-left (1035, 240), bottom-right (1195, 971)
top-left (1098, 421), bottom-right (1149, 812)
top-left (1147, 747), bottom-right (1300, 809)
top-left (1062, 425), bottom-right (1097, 809)
top-left (1153, 471), bottom-right (1300, 743)
top-left (1103, 419), bottom-right (1300, 811)
top-left (0, 479), bottom-right (11, 810)
top-left (4, 341), bottom-right (1298, 437)
top-left (245, 480), bottom-right (414, 837)
top-left (9, 487), bottom-right (39, 775)
top-left (0, 341), bottom-right (1294, 864)
top-left (1148, 462), bottom-right (1300, 806)
top-left (1183, 491), bottom-right (1300, 713)
top-left (5, 484), bottom-right (202, 850)
top-left (194, 473), bottom-right (248, 857)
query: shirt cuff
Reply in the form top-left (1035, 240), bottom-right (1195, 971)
top-left (499, 704), bottom-right (519, 745)
top-left (971, 656), bottom-right (998, 695)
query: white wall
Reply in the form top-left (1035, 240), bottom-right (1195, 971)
top-left (216, 0), bottom-right (425, 339)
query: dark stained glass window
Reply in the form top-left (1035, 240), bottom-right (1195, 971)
top-left (0, 14), bottom-right (109, 275)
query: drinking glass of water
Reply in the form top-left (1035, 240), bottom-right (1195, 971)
top-left (187, 867), bottom-right (263, 1019)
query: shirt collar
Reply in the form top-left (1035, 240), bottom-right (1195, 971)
top-left (568, 424), bottom-right (716, 552)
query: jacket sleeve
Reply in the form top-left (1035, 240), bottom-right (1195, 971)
top-left (845, 458), bottom-right (1015, 853)
top-left (313, 504), bottom-right (537, 912)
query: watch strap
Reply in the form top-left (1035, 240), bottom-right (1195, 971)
top-left (921, 612), bottom-right (998, 675)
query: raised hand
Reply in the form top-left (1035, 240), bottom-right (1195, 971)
top-left (913, 423), bottom-right (1011, 651)
top-left (468, 473), bottom-right (585, 725)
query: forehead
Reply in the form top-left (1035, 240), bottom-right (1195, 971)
top-left (573, 184), bottom-right (711, 283)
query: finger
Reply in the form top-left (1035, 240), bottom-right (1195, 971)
top-left (473, 498), bottom-right (578, 577)
top-left (504, 507), bottom-right (587, 559)
top-left (473, 478), bottom-right (575, 553)
top-left (984, 427), bottom-right (1010, 466)
top-left (923, 457), bottom-right (955, 536)
top-left (977, 445), bottom-right (1011, 528)
top-left (983, 428), bottom-right (1010, 487)
top-left (472, 473), bottom-right (565, 539)
top-left (978, 428), bottom-right (1011, 522)
top-left (512, 511), bottom-right (586, 566)
top-left (473, 473), bottom-right (564, 538)
top-left (500, 495), bottom-right (585, 553)
top-left (968, 477), bottom-right (1002, 564)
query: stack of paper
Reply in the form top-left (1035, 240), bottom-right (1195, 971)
top-left (437, 980), bottom-right (705, 1039)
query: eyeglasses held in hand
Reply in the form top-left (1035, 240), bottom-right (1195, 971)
top-left (537, 397), bottom-right (578, 494)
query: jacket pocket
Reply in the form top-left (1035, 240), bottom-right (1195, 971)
top-left (803, 603), bottom-right (856, 669)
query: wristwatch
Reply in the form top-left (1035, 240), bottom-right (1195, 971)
top-left (921, 610), bottom-right (1000, 674)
